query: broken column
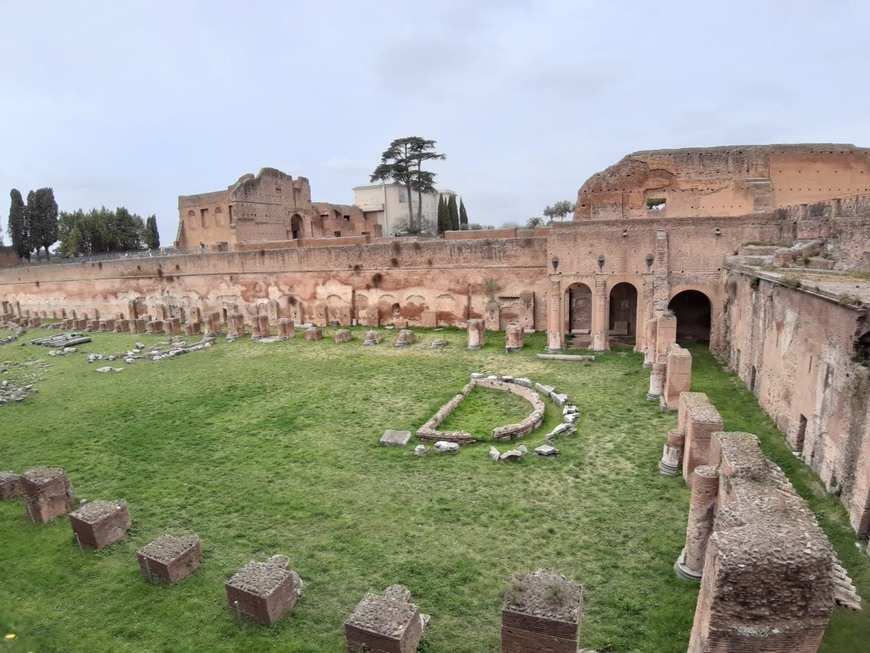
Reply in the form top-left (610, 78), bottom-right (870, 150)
top-left (251, 316), bottom-right (262, 338)
top-left (647, 311), bottom-right (676, 400)
top-left (675, 465), bottom-right (719, 580)
top-left (394, 329), bottom-right (415, 347)
top-left (69, 500), bottom-right (131, 549)
top-left (345, 585), bottom-right (426, 653)
top-left (662, 344), bottom-right (692, 411)
top-left (116, 319), bottom-right (129, 333)
top-left (501, 570), bottom-right (583, 653)
top-left (679, 393), bottom-right (724, 485)
top-left (137, 534), bottom-right (201, 584)
top-left (334, 328), bottom-right (352, 343)
top-left (21, 467), bottom-right (74, 524)
top-left (225, 555), bottom-right (301, 625)
top-left (504, 323), bottom-right (524, 353)
top-left (467, 318), bottom-right (486, 349)
top-left (256, 315), bottom-right (269, 338)
top-left (363, 330), bottom-right (381, 345)
top-left (658, 428), bottom-right (685, 476)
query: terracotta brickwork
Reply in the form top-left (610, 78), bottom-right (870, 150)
top-left (678, 393), bottom-right (723, 485)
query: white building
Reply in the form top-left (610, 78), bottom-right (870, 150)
top-left (353, 183), bottom-right (458, 236)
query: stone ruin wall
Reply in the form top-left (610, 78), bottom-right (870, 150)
top-left (0, 236), bottom-right (550, 331)
top-left (575, 144), bottom-right (870, 221)
top-left (780, 193), bottom-right (870, 269)
top-left (723, 268), bottom-right (870, 535)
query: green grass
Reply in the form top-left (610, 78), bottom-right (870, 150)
top-left (0, 327), bottom-right (866, 652)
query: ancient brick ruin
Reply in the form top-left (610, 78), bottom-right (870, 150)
top-left (137, 535), bottom-right (201, 584)
top-left (21, 466), bottom-right (74, 524)
top-left (344, 585), bottom-right (426, 653)
top-left (501, 569), bottom-right (583, 653)
top-left (225, 555), bottom-right (301, 625)
top-left (69, 500), bottom-right (131, 549)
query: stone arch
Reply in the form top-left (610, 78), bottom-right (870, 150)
top-left (290, 214), bottom-right (304, 240)
top-left (436, 293), bottom-right (457, 325)
top-left (326, 294), bottom-right (343, 321)
top-left (378, 294), bottom-right (398, 322)
top-left (565, 282), bottom-right (592, 336)
top-left (608, 282), bottom-right (638, 345)
top-left (669, 289), bottom-right (712, 341)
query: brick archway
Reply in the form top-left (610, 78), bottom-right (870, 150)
top-left (669, 290), bottom-right (712, 342)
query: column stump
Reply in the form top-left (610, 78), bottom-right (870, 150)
top-left (137, 535), bottom-right (201, 583)
top-left (69, 500), bottom-right (131, 549)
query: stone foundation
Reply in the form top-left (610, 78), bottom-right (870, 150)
top-left (21, 466), bottom-right (74, 524)
top-left (501, 570), bottom-right (583, 653)
top-left (69, 500), bottom-right (131, 549)
top-left (137, 535), bottom-right (201, 584)
top-left (305, 327), bottom-right (323, 341)
top-left (345, 585), bottom-right (425, 653)
top-left (225, 555), bottom-right (300, 625)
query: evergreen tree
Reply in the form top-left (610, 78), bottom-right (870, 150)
top-left (24, 190), bottom-right (37, 260)
top-left (31, 187), bottom-right (58, 259)
top-left (448, 194), bottom-right (459, 231)
top-left (8, 189), bottom-right (28, 259)
top-left (145, 215), bottom-right (160, 249)
top-left (459, 198), bottom-right (468, 229)
top-left (437, 196), bottom-right (449, 235)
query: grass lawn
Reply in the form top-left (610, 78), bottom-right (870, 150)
top-left (0, 326), bottom-right (867, 652)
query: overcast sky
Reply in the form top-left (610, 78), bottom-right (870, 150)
top-left (2, 0), bottom-right (868, 242)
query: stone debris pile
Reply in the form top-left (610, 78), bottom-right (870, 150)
top-left (345, 585), bottom-right (428, 652)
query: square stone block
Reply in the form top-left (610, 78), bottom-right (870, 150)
top-left (69, 500), bottom-right (131, 549)
top-left (225, 555), bottom-right (298, 625)
top-left (21, 467), bottom-right (73, 524)
top-left (380, 430), bottom-right (411, 447)
top-left (345, 585), bottom-right (425, 653)
top-left (501, 570), bottom-right (582, 653)
top-left (137, 535), bottom-right (201, 583)
top-left (0, 471), bottom-right (23, 499)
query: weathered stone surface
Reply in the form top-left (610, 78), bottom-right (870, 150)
top-left (69, 500), bottom-right (131, 549)
top-left (504, 323), bottom-right (525, 352)
top-left (21, 466), bottom-right (73, 524)
top-left (364, 330), bottom-right (382, 345)
top-left (304, 327), bottom-right (323, 342)
top-left (502, 569), bottom-right (582, 653)
top-left (467, 318), bottom-right (486, 349)
top-left (535, 383), bottom-right (556, 396)
top-left (334, 328), bottom-right (353, 343)
top-left (0, 471), bottom-right (23, 499)
top-left (679, 393), bottom-right (723, 485)
top-left (546, 423), bottom-right (575, 439)
top-left (225, 555), bottom-right (298, 625)
top-left (394, 330), bottom-right (415, 347)
top-left (345, 585), bottom-right (425, 653)
top-left (550, 392), bottom-right (569, 407)
top-left (137, 534), bottom-right (201, 584)
top-left (413, 445), bottom-right (429, 457)
top-left (500, 449), bottom-right (523, 461)
top-left (534, 445), bottom-right (560, 457)
top-left (489, 446), bottom-right (501, 461)
top-left (380, 430), bottom-right (411, 447)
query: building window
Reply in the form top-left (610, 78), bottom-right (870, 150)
top-left (334, 231), bottom-right (341, 237)
top-left (647, 198), bottom-right (666, 211)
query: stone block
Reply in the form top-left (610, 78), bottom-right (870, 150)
top-left (364, 330), bottom-right (381, 345)
top-left (467, 318), bottom-right (486, 349)
top-left (225, 555), bottom-right (299, 625)
top-left (21, 467), bottom-right (73, 524)
top-left (345, 585), bottom-right (425, 653)
top-left (69, 500), bottom-right (131, 549)
top-left (501, 570), bottom-right (582, 653)
top-left (394, 330), bottom-right (415, 347)
top-left (334, 329), bottom-right (353, 343)
top-left (0, 471), bottom-right (23, 499)
top-left (137, 535), bottom-right (201, 584)
top-left (305, 327), bottom-right (323, 341)
top-left (380, 430), bottom-right (411, 447)
top-left (535, 383), bottom-right (556, 396)
top-left (504, 323), bottom-right (524, 352)
top-left (550, 392), bottom-right (569, 407)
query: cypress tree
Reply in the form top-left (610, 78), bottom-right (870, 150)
top-left (145, 215), bottom-right (160, 249)
top-left (437, 196), bottom-right (449, 235)
top-left (8, 189), bottom-right (28, 260)
top-left (459, 198), bottom-right (468, 229)
top-left (448, 194), bottom-right (459, 231)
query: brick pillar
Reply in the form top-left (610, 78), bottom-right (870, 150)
top-left (662, 344), bottom-right (692, 411)
top-left (546, 278), bottom-right (563, 352)
top-left (643, 318), bottom-right (657, 367)
top-left (467, 318), bottom-right (485, 349)
top-left (675, 465), bottom-right (719, 580)
top-left (590, 277), bottom-right (608, 351)
top-left (257, 315), bottom-right (269, 337)
top-left (659, 428), bottom-right (684, 476)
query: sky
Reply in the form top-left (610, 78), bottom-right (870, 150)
top-left (2, 0), bottom-right (869, 243)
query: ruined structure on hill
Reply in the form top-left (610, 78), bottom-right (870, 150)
top-left (2, 144), bottom-right (868, 537)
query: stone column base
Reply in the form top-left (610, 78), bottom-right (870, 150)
top-left (674, 548), bottom-right (702, 581)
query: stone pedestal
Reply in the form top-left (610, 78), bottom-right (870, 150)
top-left (675, 465), bottom-right (719, 580)
top-left (256, 314), bottom-right (269, 338)
top-left (305, 327), bottom-right (323, 341)
top-left (659, 429), bottom-right (685, 476)
top-left (679, 393), bottom-right (724, 485)
top-left (646, 361), bottom-right (666, 400)
top-left (334, 329), bottom-right (353, 343)
top-left (69, 500), bottom-right (131, 549)
top-left (137, 535), bottom-right (201, 583)
top-left (363, 330), bottom-right (381, 345)
top-left (545, 329), bottom-right (563, 352)
top-left (21, 467), bottom-right (73, 524)
top-left (504, 323), bottom-right (524, 352)
top-left (345, 585), bottom-right (425, 653)
top-left (277, 318), bottom-right (295, 338)
top-left (501, 570), bottom-right (583, 653)
top-left (0, 471), bottom-right (23, 499)
top-left (116, 319), bottom-right (129, 333)
top-left (132, 318), bottom-right (146, 333)
top-left (467, 319), bottom-right (485, 349)
top-left (225, 555), bottom-right (300, 625)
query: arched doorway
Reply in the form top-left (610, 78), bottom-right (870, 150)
top-left (564, 283), bottom-right (592, 348)
top-left (290, 214), bottom-right (303, 240)
top-left (669, 290), bottom-right (712, 341)
top-left (609, 282), bottom-right (638, 345)
top-left (856, 332), bottom-right (870, 365)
